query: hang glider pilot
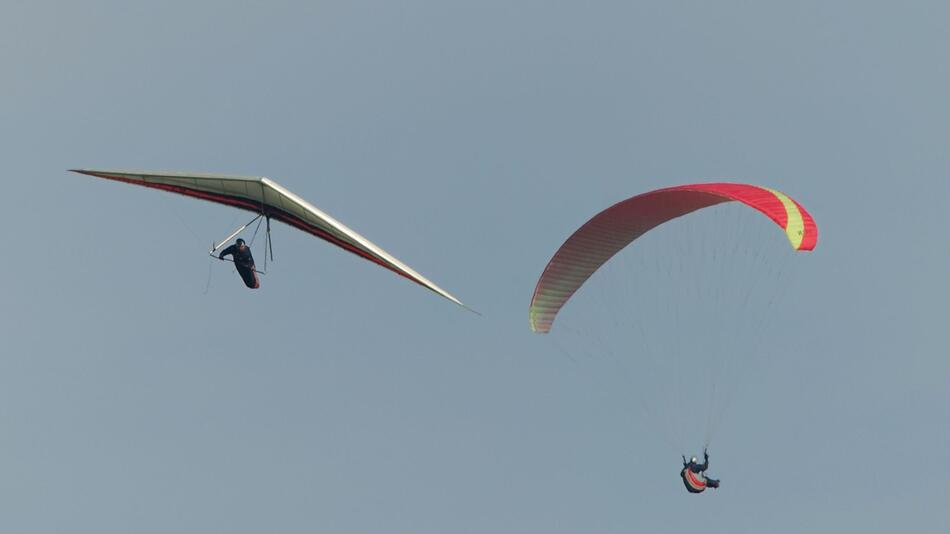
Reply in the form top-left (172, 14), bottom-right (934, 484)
top-left (681, 449), bottom-right (720, 494)
top-left (218, 238), bottom-right (260, 289)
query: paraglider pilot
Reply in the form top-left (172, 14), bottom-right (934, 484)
top-left (218, 238), bottom-right (260, 289)
top-left (681, 449), bottom-right (719, 493)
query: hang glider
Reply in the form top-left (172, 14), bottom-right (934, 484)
top-left (71, 169), bottom-right (465, 307)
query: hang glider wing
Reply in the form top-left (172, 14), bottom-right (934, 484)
top-left (71, 169), bottom-right (465, 307)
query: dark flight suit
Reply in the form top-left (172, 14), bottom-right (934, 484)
top-left (219, 244), bottom-right (260, 289)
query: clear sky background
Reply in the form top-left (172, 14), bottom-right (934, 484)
top-left (2, 1), bottom-right (948, 532)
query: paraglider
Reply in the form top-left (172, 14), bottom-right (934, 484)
top-left (681, 450), bottom-right (719, 494)
top-left (528, 183), bottom-right (818, 489)
top-left (71, 169), bottom-right (465, 305)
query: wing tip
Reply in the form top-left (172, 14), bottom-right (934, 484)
top-left (528, 313), bottom-right (551, 334)
top-left (443, 292), bottom-right (475, 313)
top-left (461, 303), bottom-right (482, 316)
top-left (70, 169), bottom-right (111, 179)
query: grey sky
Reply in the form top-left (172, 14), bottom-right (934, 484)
top-left (2, 1), bottom-right (948, 532)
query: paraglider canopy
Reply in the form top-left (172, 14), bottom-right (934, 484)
top-left (72, 169), bottom-right (465, 307)
top-left (529, 183), bottom-right (817, 333)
